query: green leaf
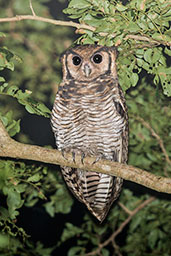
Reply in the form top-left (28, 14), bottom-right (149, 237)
top-left (0, 234), bottom-right (10, 248)
top-left (3, 187), bottom-right (24, 219)
top-left (0, 82), bottom-right (8, 92)
top-left (27, 173), bottom-right (42, 182)
top-left (5, 61), bottom-right (14, 71)
top-left (115, 4), bottom-right (128, 11)
top-left (54, 188), bottom-right (73, 214)
top-left (137, 58), bottom-right (143, 67)
top-left (127, 22), bottom-right (140, 33)
top-left (164, 47), bottom-right (171, 56)
top-left (6, 119), bottom-right (20, 137)
top-left (84, 14), bottom-right (103, 27)
top-left (148, 229), bottom-right (159, 249)
top-left (159, 74), bottom-right (171, 97)
top-left (68, 0), bottom-right (91, 9)
top-left (44, 202), bottom-right (55, 217)
top-left (0, 47), bottom-right (14, 70)
top-left (25, 103), bottom-right (37, 114)
top-left (130, 73), bottom-right (139, 87)
top-left (157, 66), bottom-right (171, 75)
top-left (152, 49), bottom-right (161, 63)
top-left (6, 85), bottom-right (19, 96)
top-left (144, 49), bottom-right (153, 63)
top-left (61, 223), bottom-right (83, 243)
top-left (0, 77), bottom-right (5, 82)
top-left (130, 214), bottom-right (142, 232)
top-left (0, 111), bottom-right (20, 137)
top-left (68, 246), bottom-right (83, 256)
top-left (152, 33), bottom-right (170, 42)
top-left (0, 53), bottom-right (6, 67)
top-left (96, 21), bottom-right (113, 32)
top-left (101, 248), bottom-right (110, 256)
top-left (36, 103), bottom-right (51, 115)
top-left (0, 32), bottom-right (6, 37)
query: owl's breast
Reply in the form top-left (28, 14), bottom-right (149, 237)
top-left (81, 92), bottom-right (125, 158)
top-left (51, 79), bottom-right (126, 160)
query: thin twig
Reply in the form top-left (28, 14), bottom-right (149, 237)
top-left (112, 240), bottom-right (123, 256)
top-left (0, 15), bottom-right (170, 46)
top-left (29, 0), bottom-right (36, 16)
top-left (135, 116), bottom-right (171, 165)
top-left (118, 202), bottom-right (133, 215)
top-left (0, 15), bottom-right (95, 31)
top-left (85, 197), bottom-right (155, 255)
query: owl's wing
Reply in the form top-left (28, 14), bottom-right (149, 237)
top-left (113, 83), bottom-right (129, 164)
top-left (95, 82), bottom-right (128, 220)
top-left (84, 81), bottom-right (128, 221)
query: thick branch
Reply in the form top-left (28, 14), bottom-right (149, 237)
top-left (0, 120), bottom-right (171, 194)
top-left (0, 15), bottom-right (170, 46)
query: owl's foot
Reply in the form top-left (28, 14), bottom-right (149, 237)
top-left (61, 148), bottom-right (86, 164)
top-left (92, 155), bottom-right (104, 165)
top-left (70, 149), bottom-right (86, 164)
top-left (61, 148), bottom-right (76, 163)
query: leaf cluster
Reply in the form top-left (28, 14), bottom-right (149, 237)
top-left (64, 0), bottom-right (171, 96)
top-left (0, 155), bottom-right (73, 255)
top-left (57, 190), bottom-right (171, 256)
top-left (0, 0), bottom-right (73, 127)
top-left (127, 80), bottom-right (171, 176)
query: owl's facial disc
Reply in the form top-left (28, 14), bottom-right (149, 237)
top-left (83, 64), bottom-right (92, 77)
top-left (65, 48), bottom-right (112, 81)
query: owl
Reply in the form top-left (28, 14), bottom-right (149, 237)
top-left (51, 44), bottom-right (128, 222)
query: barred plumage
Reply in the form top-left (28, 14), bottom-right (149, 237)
top-left (51, 45), bottom-right (128, 222)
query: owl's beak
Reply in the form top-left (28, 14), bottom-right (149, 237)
top-left (83, 64), bottom-right (91, 77)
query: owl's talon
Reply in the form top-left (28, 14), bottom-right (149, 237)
top-left (81, 152), bottom-right (85, 165)
top-left (61, 149), bottom-right (67, 160)
top-left (92, 156), bottom-right (100, 165)
top-left (72, 152), bottom-right (76, 163)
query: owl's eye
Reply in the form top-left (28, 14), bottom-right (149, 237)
top-left (93, 54), bottom-right (103, 64)
top-left (72, 56), bottom-right (81, 66)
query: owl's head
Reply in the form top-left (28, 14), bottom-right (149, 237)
top-left (60, 45), bottom-right (118, 82)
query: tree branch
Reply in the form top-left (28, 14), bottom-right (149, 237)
top-left (0, 120), bottom-right (171, 194)
top-left (134, 116), bottom-right (171, 165)
top-left (85, 197), bottom-right (155, 256)
top-left (0, 15), bottom-right (94, 31)
top-left (29, 0), bottom-right (36, 16)
top-left (0, 15), bottom-right (170, 46)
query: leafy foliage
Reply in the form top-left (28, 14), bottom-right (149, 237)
top-left (0, 81), bottom-right (51, 118)
top-left (64, 0), bottom-right (171, 96)
top-left (0, 0), bottom-right (170, 255)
